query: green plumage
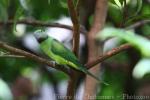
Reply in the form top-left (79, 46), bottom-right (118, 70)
top-left (34, 30), bottom-right (108, 85)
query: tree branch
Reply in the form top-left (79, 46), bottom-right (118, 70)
top-left (0, 42), bottom-right (132, 70)
top-left (66, 0), bottom-right (80, 100)
top-left (0, 41), bottom-right (69, 74)
top-left (83, 0), bottom-right (108, 99)
top-left (0, 19), bottom-right (87, 34)
top-left (126, 20), bottom-right (150, 29)
top-left (86, 44), bottom-right (132, 69)
top-left (67, 0), bottom-right (80, 56)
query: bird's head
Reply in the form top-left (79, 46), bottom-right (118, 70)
top-left (34, 30), bottom-right (48, 43)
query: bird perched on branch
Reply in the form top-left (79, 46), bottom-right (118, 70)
top-left (34, 30), bottom-right (108, 85)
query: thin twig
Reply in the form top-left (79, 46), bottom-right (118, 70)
top-left (0, 41), bottom-right (69, 74)
top-left (0, 19), bottom-right (87, 34)
top-left (0, 54), bottom-right (25, 58)
top-left (75, 0), bottom-right (80, 8)
top-left (125, 20), bottom-right (150, 30)
top-left (86, 44), bottom-right (132, 69)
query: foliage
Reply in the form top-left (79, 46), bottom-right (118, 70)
top-left (97, 27), bottom-right (150, 57)
top-left (0, 0), bottom-right (150, 99)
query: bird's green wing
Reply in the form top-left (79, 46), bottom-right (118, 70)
top-left (51, 39), bottom-right (80, 68)
top-left (51, 39), bottom-right (109, 85)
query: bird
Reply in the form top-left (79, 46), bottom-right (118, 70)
top-left (34, 30), bottom-right (108, 85)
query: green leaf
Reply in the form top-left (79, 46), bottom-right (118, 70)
top-left (119, 0), bottom-right (125, 6)
top-left (96, 27), bottom-right (150, 57)
top-left (141, 24), bottom-right (150, 36)
top-left (133, 58), bottom-right (150, 79)
top-left (0, 79), bottom-right (13, 100)
top-left (141, 3), bottom-right (150, 15)
top-left (125, 0), bottom-right (143, 25)
top-left (109, 0), bottom-right (124, 7)
top-left (60, 1), bottom-right (68, 9)
top-left (19, 0), bottom-right (31, 11)
top-left (114, 0), bottom-right (122, 8)
top-left (109, 0), bottom-right (116, 4)
top-left (125, 14), bottom-right (150, 26)
top-left (48, 0), bottom-right (51, 4)
top-left (0, 2), bottom-right (8, 22)
top-left (0, 0), bottom-right (9, 7)
top-left (13, 0), bottom-right (32, 32)
top-left (108, 3), bottom-right (123, 25)
top-left (134, 0), bottom-right (143, 16)
top-left (13, 5), bottom-right (24, 32)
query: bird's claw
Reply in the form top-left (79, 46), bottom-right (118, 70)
top-left (50, 61), bottom-right (56, 66)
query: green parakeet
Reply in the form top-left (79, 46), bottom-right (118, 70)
top-left (34, 30), bottom-right (107, 85)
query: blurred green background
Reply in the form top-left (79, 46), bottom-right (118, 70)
top-left (0, 0), bottom-right (150, 100)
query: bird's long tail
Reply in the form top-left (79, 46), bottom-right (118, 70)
top-left (80, 67), bottom-right (109, 85)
